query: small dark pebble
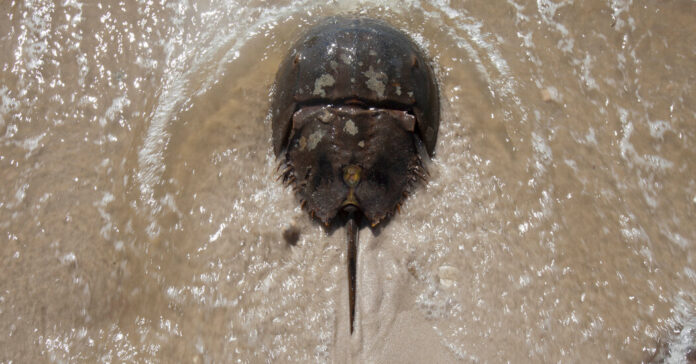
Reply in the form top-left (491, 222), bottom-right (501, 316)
top-left (283, 225), bottom-right (300, 246)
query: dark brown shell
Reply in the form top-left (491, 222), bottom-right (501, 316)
top-left (282, 105), bottom-right (425, 225)
top-left (270, 16), bottom-right (439, 157)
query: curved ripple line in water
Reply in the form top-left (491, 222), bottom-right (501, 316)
top-left (135, 0), bottom-right (313, 233)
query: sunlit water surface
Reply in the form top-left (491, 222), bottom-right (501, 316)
top-left (1, 0), bottom-right (695, 362)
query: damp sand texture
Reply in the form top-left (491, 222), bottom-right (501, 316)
top-left (1, 1), bottom-right (696, 363)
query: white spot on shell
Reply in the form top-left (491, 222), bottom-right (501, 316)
top-left (307, 130), bottom-right (325, 150)
top-left (395, 85), bottom-right (402, 96)
top-left (312, 74), bottom-right (335, 97)
top-left (344, 120), bottom-right (358, 135)
top-left (340, 53), bottom-right (351, 65)
top-left (363, 66), bottom-right (387, 98)
top-left (358, 140), bottom-right (365, 148)
top-left (318, 109), bottom-right (333, 123)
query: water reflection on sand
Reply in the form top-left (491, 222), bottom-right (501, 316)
top-left (1, 1), bottom-right (695, 362)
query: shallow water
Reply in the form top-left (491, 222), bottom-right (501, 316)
top-left (1, 0), bottom-right (695, 362)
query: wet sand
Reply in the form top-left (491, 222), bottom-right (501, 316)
top-left (1, 0), bottom-right (695, 362)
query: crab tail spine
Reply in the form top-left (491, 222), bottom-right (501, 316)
top-left (347, 211), bottom-right (359, 334)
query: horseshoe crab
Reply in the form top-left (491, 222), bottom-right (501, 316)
top-left (270, 16), bottom-right (439, 333)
